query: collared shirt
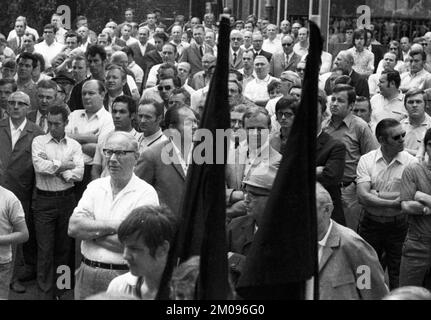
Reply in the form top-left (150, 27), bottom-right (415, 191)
top-left (0, 186), bottom-right (25, 263)
top-left (17, 79), bottom-right (38, 111)
top-left (262, 38), bottom-right (282, 55)
top-left (293, 42), bottom-right (309, 57)
top-left (400, 68), bottom-right (431, 92)
top-left (9, 118), bottom-right (27, 150)
top-left (107, 272), bottom-right (153, 300)
top-left (357, 148), bottom-right (417, 217)
top-left (243, 74), bottom-right (277, 104)
top-left (65, 107), bottom-right (115, 164)
top-left (370, 92), bottom-right (407, 132)
top-left (32, 133), bottom-right (84, 191)
top-left (35, 111), bottom-right (49, 133)
top-left (171, 138), bottom-right (193, 176)
top-left (107, 92), bottom-right (124, 113)
top-left (34, 40), bottom-right (64, 69)
top-left (140, 86), bottom-right (163, 105)
top-left (138, 129), bottom-right (167, 154)
top-left (239, 68), bottom-right (257, 88)
top-left (72, 174), bottom-right (159, 264)
top-left (171, 40), bottom-right (190, 57)
top-left (323, 113), bottom-right (379, 183)
top-left (347, 47), bottom-right (375, 76)
top-left (121, 36), bottom-right (139, 46)
top-left (318, 220), bottom-right (333, 264)
top-left (128, 61), bottom-right (144, 85)
top-left (138, 42), bottom-right (148, 56)
top-left (93, 128), bottom-right (142, 178)
top-left (401, 114), bottom-right (431, 156)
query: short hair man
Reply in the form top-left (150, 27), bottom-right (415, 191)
top-left (104, 64), bottom-right (127, 112)
top-left (368, 51), bottom-right (398, 96)
top-left (269, 34), bottom-right (301, 78)
top-left (7, 16), bottom-right (39, 44)
top-left (400, 50), bottom-right (431, 92)
top-left (156, 74), bottom-right (181, 111)
top-left (135, 106), bottom-right (198, 216)
top-left (262, 24), bottom-right (281, 55)
top-left (34, 24), bottom-right (63, 69)
top-left (323, 84), bottom-right (379, 231)
top-left (177, 62), bottom-right (195, 95)
top-left (316, 183), bottom-right (388, 299)
top-left (238, 50), bottom-right (256, 88)
top-left (16, 52), bottom-right (39, 111)
top-left (0, 79), bottom-right (17, 119)
top-left (269, 96), bottom-right (298, 154)
top-left (357, 118), bottom-right (417, 290)
top-left (293, 27), bottom-right (309, 57)
top-left (251, 32), bottom-right (272, 62)
top-left (191, 54), bottom-right (216, 90)
top-left (69, 131), bottom-right (159, 299)
top-left (171, 25), bottom-right (190, 57)
top-left (26, 80), bottom-right (58, 133)
top-left (353, 96), bottom-right (372, 125)
top-left (243, 56), bottom-right (277, 107)
top-left (106, 205), bottom-right (178, 299)
top-left (51, 13), bottom-right (67, 44)
top-left (230, 30), bottom-right (245, 70)
top-left (31, 105), bottom-right (84, 299)
top-left (136, 99), bottom-right (167, 154)
top-left (146, 43), bottom-right (177, 88)
top-left (7, 19), bottom-right (26, 55)
top-left (401, 89), bottom-right (431, 156)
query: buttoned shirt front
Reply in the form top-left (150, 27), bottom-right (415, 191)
top-left (34, 40), bottom-right (64, 69)
top-left (35, 111), bottom-right (49, 133)
top-left (370, 92), bottom-right (407, 132)
top-left (243, 74), bottom-right (277, 104)
top-left (293, 42), bottom-right (309, 57)
top-left (65, 107), bottom-right (115, 164)
top-left (401, 114), bottom-right (431, 155)
top-left (263, 38), bottom-right (282, 55)
top-left (128, 61), bottom-right (144, 85)
top-left (357, 148), bottom-right (417, 217)
top-left (9, 118), bottom-right (27, 150)
top-left (32, 133), bottom-right (84, 191)
top-left (323, 114), bottom-right (379, 183)
top-left (400, 68), bottom-right (431, 92)
top-left (347, 47), bottom-right (375, 75)
top-left (72, 174), bottom-right (159, 264)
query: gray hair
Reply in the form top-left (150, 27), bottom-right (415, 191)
top-left (105, 131), bottom-right (138, 152)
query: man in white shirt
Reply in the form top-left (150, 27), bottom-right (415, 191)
top-left (69, 131), bottom-right (159, 299)
top-left (400, 49), bottom-right (431, 92)
top-left (7, 16), bottom-right (39, 42)
top-left (244, 56), bottom-right (277, 107)
top-left (120, 24), bottom-right (139, 46)
top-left (137, 99), bottom-right (167, 154)
top-left (146, 43), bottom-right (177, 88)
top-left (171, 25), bottom-right (190, 58)
top-left (400, 37), bottom-right (411, 62)
top-left (368, 52), bottom-right (398, 96)
top-left (262, 24), bottom-right (281, 55)
top-left (27, 80), bottom-right (59, 133)
top-left (34, 24), bottom-right (64, 69)
top-left (104, 65), bottom-right (126, 113)
top-left (293, 27), bottom-right (309, 57)
top-left (51, 13), bottom-right (68, 44)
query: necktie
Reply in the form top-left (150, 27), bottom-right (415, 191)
top-left (39, 114), bottom-right (46, 132)
top-left (200, 45), bottom-right (204, 57)
top-left (18, 36), bottom-right (22, 48)
top-left (233, 52), bottom-right (237, 65)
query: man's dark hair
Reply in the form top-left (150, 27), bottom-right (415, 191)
top-left (352, 28), bottom-right (367, 46)
top-left (381, 70), bottom-right (401, 88)
top-left (0, 79), bottom-right (17, 92)
top-left (332, 84), bottom-right (356, 105)
top-left (404, 88), bottom-right (425, 107)
top-left (375, 118), bottom-right (401, 142)
top-left (37, 79), bottom-right (58, 92)
top-left (140, 99), bottom-right (164, 118)
top-left (158, 74), bottom-right (182, 88)
top-left (105, 63), bottom-right (127, 81)
top-left (32, 53), bottom-right (46, 72)
top-left (242, 106), bottom-right (271, 128)
top-left (275, 95), bottom-right (299, 114)
top-left (23, 32), bottom-right (36, 42)
top-left (18, 52), bottom-right (38, 69)
top-left (267, 79), bottom-right (280, 93)
top-left (75, 15), bottom-right (87, 27)
top-left (83, 79), bottom-right (106, 95)
top-left (153, 32), bottom-right (169, 43)
top-left (163, 42), bottom-right (177, 55)
top-left (170, 87), bottom-right (191, 106)
top-left (122, 46), bottom-right (134, 58)
top-left (48, 105), bottom-right (69, 123)
top-left (229, 69), bottom-right (244, 83)
top-left (165, 105), bottom-right (190, 129)
top-left (409, 49), bottom-right (426, 61)
top-left (355, 96), bottom-right (371, 112)
top-left (333, 75), bottom-right (352, 86)
top-left (65, 31), bottom-right (82, 45)
top-left (113, 95), bottom-right (136, 115)
top-left (43, 23), bottom-right (58, 34)
top-left (85, 44), bottom-right (107, 62)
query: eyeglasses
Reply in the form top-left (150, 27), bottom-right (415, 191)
top-left (276, 111), bottom-right (294, 119)
top-left (391, 132), bottom-right (406, 141)
top-left (282, 42), bottom-right (293, 47)
top-left (158, 85), bottom-right (173, 91)
top-left (296, 67), bottom-right (305, 72)
top-left (231, 37), bottom-right (242, 41)
top-left (102, 149), bottom-right (135, 157)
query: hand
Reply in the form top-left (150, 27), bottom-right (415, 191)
top-left (38, 152), bottom-right (49, 160)
top-left (316, 166), bottom-right (324, 175)
top-left (60, 159), bottom-right (76, 171)
top-left (415, 191), bottom-right (428, 203)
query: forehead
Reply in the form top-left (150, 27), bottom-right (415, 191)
top-left (384, 53), bottom-right (396, 60)
top-left (412, 53), bottom-right (424, 61)
top-left (178, 63), bottom-right (190, 71)
top-left (138, 103), bottom-right (156, 114)
top-left (18, 58), bottom-right (33, 65)
top-left (105, 135), bottom-right (132, 149)
top-left (231, 111), bottom-right (243, 119)
top-left (178, 108), bottom-right (196, 120)
top-left (159, 78), bottom-right (174, 85)
top-left (8, 93), bottom-right (29, 103)
top-left (254, 58), bottom-right (267, 65)
top-left (112, 102), bottom-right (129, 112)
top-left (38, 87), bottom-right (56, 94)
top-left (244, 113), bottom-right (268, 126)
top-left (354, 100), bottom-right (370, 109)
top-left (162, 44), bottom-right (175, 52)
top-left (0, 83), bottom-right (13, 91)
top-left (406, 93), bottom-right (425, 102)
top-left (47, 113), bottom-right (64, 122)
top-left (333, 91), bottom-right (348, 100)
top-left (82, 81), bottom-right (99, 92)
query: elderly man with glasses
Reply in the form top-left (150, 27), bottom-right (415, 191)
top-left (269, 34), bottom-right (301, 78)
top-left (68, 131), bottom-right (159, 299)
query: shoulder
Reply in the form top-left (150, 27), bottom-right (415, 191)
top-left (400, 151), bottom-right (419, 165)
top-left (228, 215), bottom-right (254, 231)
top-left (0, 186), bottom-right (20, 203)
top-left (107, 272), bottom-right (137, 296)
top-left (334, 222), bottom-right (373, 252)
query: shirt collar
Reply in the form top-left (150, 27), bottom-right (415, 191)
top-left (47, 132), bottom-right (68, 144)
top-left (143, 128), bottom-right (162, 140)
top-left (9, 117), bottom-right (27, 131)
top-left (376, 148), bottom-right (406, 165)
top-left (256, 74), bottom-right (271, 83)
top-left (102, 174), bottom-right (140, 194)
top-left (319, 220), bottom-right (333, 247)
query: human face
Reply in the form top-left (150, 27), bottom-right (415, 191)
top-left (1, 67), bottom-right (16, 80)
top-left (121, 25), bottom-right (131, 39)
top-left (65, 36), bottom-right (79, 50)
top-left (87, 54), bottom-right (104, 77)
top-left (316, 193), bottom-right (332, 239)
top-left (382, 125), bottom-right (405, 154)
top-left (230, 33), bottom-right (243, 50)
top-left (174, 108), bottom-right (198, 142)
top-left (43, 28), bottom-right (55, 44)
top-left (382, 53), bottom-right (397, 71)
top-left (276, 106), bottom-right (295, 129)
top-left (158, 79), bottom-right (175, 102)
top-left (161, 44), bottom-right (176, 64)
top-left (252, 34), bottom-right (263, 51)
top-left (205, 32), bottom-right (215, 47)
top-left (228, 82), bottom-right (241, 107)
top-left (0, 84), bottom-right (14, 109)
top-left (147, 14), bottom-right (156, 27)
top-left (254, 59), bottom-right (269, 79)
top-left (190, 18), bottom-right (200, 28)
top-left (138, 28), bottom-right (149, 45)
top-left (76, 19), bottom-right (88, 29)
top-left (354, 36), bottom-right (365, 50)
top-left (202, 56), bottom-right (215, 72)
top-left (37, 87), bottom-right (56, 114)
top-left (7, 94), bottom-right (29, 122)
top-left (23, 34), bottom-right (35, 51)
top-left (15, 21), bottom-right (25, 37)
top-left (168, 93), bottom-right (186, 109)
top-left (244, 186), bottom-right (269, 224)
top-left (125, 10), bottom-right (134, 22)
top-left (290, 87), bottom-right (302, 101)
top-left (82, 81), bottom-right (104, 113)
top-left (333, 53), bottom-right (350, 72)
top-left (106, 22), bottom-right (117, 31)
top-left (353, 101), bottom-right (371, 123)
top-left (122, 232), bottom-right (161, 278)
top-left (267, 25), bottom-right (277, 39)
top-left (154, 37), bottom-right (164, 52)
top-left (400, 37), bottom-right (410, 53)
top-left (47, 113), bottom-right (67, 140)
top-left (405, 93), bottom-right (425, 120)
top-left (177, 63), bottom-right (191, 81)
top-left (245, 113), bottom-right (270, 150)
top-left (51, 15), bottom-right (61, 27)
top-left (330, 91), bottom-right (352, 119)
top-left (138, 104), bottom-right (160, 136)
top-left (245, 23), bottom-right (254, 32)
top-left (104, 135), bottom-right (138, 179)
top-left (345, 29), bottom-right (353, 43)
top-left (230, 111), bottom-right (243, 132)
top-left (281, 20), bottom-right (291, 34)
top-left (291, 23), bottom-right (301, 37)
top-left (105, 69), bottom-right (125, 93)
top-left (77, 26), bottom-right (89, 40)
top-left (389, 44), bottom-right (399, 55)
top-left (17, 58), bottom-right (34, 80)
top-left (242, 52), bottom-right (254, 69)
top-left (172, 26), bottom-right (182, 42)
top-left (97, 34), bottom-right (109, 47)
top-left (193, 27), bottom-right (204, 45)
top-left (410, 53), bottom-right (424, 74)
top-left (72, 59), bottom-right (87, 83)
top-left (378, 73), bottom-right (392, 97)
top-left (282, 36), bottom-right (294, 55)
top-left (112, 102), bottom-right (132, 131)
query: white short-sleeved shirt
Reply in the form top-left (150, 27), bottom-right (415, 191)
top-left (72, 174), bottom-right (159, 264)
top-left (244, 75), bottom-right (277, 104)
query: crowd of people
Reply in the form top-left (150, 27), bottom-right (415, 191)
top-left (2, 6), bottom-right (431, 301)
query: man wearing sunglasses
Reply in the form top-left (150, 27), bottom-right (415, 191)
top-left (269, 34), bottom-right (301, 78)
top-left (156, 74), bottom-right (181, 114)
top-left (357, 118), bottom-right (417, 290)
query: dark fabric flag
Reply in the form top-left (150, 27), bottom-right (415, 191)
top-left (156, 16), bottom-right (231, 300)
top-left (236, 21), bottom-right (323, 300)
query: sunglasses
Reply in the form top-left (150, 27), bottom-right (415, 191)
top-left (392, 132), bottom-right (406, 141)
top-left (282, 42), bottom-right (293, 47)
top-left (158, 85), bottom-right (172, 91)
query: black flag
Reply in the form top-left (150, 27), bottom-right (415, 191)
top-left (236, 21), bottom-right (323, 300)
top-left (156, 16), bottom-right (231, 300)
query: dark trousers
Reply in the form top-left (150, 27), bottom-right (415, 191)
top-left (33, 192), bottom-right (76, 300)
top-left (399, 233), bottom-right (431, 289)
top-left (358, 214), bottom-right (408, 290)
top-left (73, 164), bottom-right (92, 203)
